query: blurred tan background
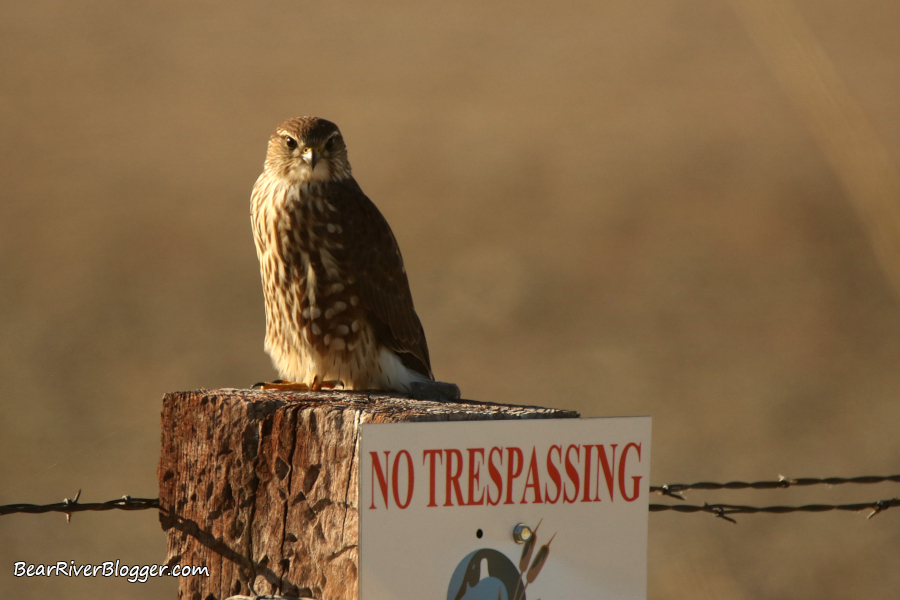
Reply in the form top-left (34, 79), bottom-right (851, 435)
top-left (2, 0), bottom-right (899, 598)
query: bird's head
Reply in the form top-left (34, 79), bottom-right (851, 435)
top-left (265, 116), bottom-right (351, 184)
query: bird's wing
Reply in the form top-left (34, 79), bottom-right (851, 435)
top-left (333, 179), bottom-right (434, 380)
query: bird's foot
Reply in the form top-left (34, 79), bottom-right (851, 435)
top-left (310, 377), bottom-right (344, 391)
top-left (252, 380), bottom-right (311, 391)
top-left (251, 378), bottom-right (344, 392)
top-left (409, 380), bottom-right (461, 402)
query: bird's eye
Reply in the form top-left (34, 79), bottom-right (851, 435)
top-left (284, 136), bottom-right (298, 150)
top-left (325, 136), bottom-right (339, 152)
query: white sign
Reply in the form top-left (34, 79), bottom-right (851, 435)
top-left (359, 416), bottom-right (651, 600)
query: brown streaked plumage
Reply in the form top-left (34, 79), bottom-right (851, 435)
top-left (250, 116), bottom-right (434, 393)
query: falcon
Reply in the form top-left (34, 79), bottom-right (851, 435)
top-left (250, 116), bottom-right (458, 400)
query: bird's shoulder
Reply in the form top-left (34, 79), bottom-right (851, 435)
top-left (316, 178), bottom-right (402, 260)
top-left (320, 178), bottom-right (433, 379)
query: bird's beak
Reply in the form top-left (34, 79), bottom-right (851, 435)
top-left (303, 148), bottom-right (321, 170)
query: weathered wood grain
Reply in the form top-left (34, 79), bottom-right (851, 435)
top-left (158, 389), bottom-right (578, 600)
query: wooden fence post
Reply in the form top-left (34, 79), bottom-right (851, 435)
top-left (157, 389), bottom-right (577, 600)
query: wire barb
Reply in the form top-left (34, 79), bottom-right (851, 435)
top-left (62, 489), bottom-right (82, 523)
top-left (867, 498), bottom-right (898, 519)
top-left (656, 484), bottom-right (686, 501)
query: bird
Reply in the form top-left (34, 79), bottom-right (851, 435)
top-left (250, 116), bottom-right (459, 400)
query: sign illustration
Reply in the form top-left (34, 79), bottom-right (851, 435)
top-left (360, 417), bottom-right (651, 600)
top-left (448, 519), bottom-right (554, 600)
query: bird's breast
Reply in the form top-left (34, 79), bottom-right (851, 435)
top-left (252, 179), bottom-right (372, 385)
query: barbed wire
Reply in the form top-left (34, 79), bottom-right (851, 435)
top-left (649, 498), bottom-right (900, 523)
top-left (2, 475), bottom-right (898, 523)
top-left (651, 474), bottom-right (900, 500)
top-left (0, 490), bottom-right (159, 522)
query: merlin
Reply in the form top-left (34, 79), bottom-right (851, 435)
top-left (251, 116), bottom-right (459, 400)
